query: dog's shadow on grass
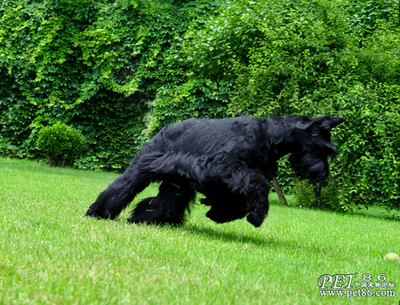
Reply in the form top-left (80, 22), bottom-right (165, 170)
top-left (181, 223), bottom-right (309, 251)
top-left (182, 223), bottom-right (265, 246)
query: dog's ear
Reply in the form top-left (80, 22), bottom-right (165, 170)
top-left (307, 116), bottom-right (344, 137)
top-left (314, 116), bottom-right (345, 131)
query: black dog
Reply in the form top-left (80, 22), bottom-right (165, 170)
top-left (86, 115), bottom-right (344, 227)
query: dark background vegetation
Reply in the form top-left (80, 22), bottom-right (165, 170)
top-left (0, 0), bottom-right (399, 211)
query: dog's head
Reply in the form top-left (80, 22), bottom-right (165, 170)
top-left (288, 116), bottom-right (345, 183)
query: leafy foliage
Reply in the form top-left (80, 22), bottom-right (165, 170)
top-left (0, 0), bottom-right (399, 209)
top-left (175, 0), bottom-right (400, 209)
top-left (0, 0), bottom-right (226, 169)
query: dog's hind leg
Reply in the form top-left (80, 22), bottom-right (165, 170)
top-left (128, 178), bottom-right (196, 225)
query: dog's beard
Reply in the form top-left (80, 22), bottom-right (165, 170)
top-left (289, 154), bottom-right (330, 183)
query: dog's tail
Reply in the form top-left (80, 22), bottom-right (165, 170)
top-left (85, 147), bottom-right (205, 220)
top-left (85, 149), bottom-right (163, 219)
top-left (85, 166), bottom-right (153, 219)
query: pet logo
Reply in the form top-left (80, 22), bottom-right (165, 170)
top-left (318, 273), bottom-right (396, 299)
top-left (318, 273), bottom-right (358, 289)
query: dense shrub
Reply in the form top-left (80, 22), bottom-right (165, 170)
top-left (36, 122), bottom-right (85, 166)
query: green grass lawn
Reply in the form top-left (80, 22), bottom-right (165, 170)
top-left (0, 158), bottom-right (399, 304)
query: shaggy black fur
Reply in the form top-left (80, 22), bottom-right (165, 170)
top-left (86, 115), bottom-right (344, 227)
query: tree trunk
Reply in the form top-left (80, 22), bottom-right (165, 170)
top-left (272, 176), bottom-right (288, 206)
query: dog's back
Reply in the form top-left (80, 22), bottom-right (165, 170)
top-left (149, 116), bottom-right (267, 158)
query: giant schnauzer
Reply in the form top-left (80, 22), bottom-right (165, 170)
top-left (86, 115), bottom-right (344, 227)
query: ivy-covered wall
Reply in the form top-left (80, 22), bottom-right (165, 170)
top-left (0, 0), bottom-right (226, 170)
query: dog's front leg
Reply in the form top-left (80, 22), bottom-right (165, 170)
top-left (218, 164), bottom-right (270, 227)
top-left (244, 179), bottom-right (270, 227)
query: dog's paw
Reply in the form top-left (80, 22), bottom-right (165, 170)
top-left (85, 208), bottom-right (97, 217)
top-left (85, 208), bottom-right (115, 220)
top-left (246, 212), bottom-right (265, 227)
